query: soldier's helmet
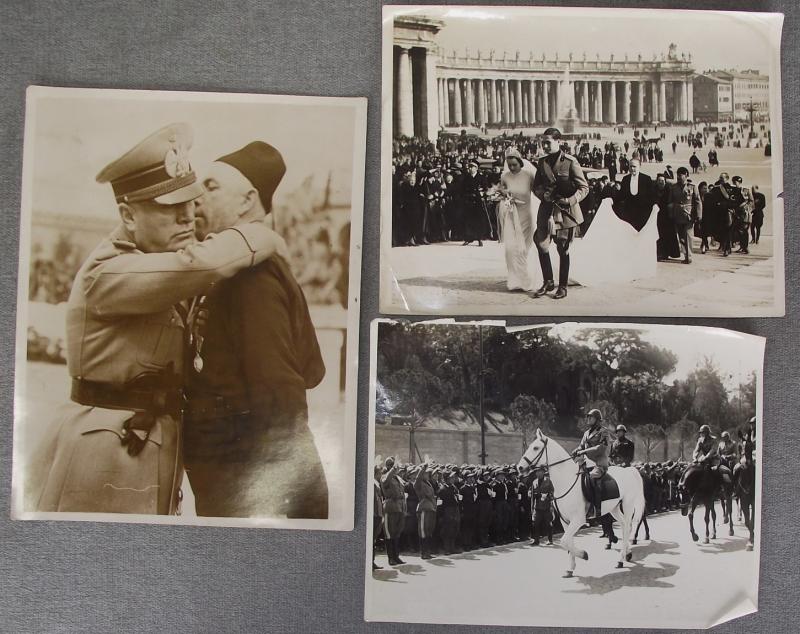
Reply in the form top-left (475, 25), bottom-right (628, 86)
top-left (699, 424), bottom-right (711, 434)
top-left (587, 408), bottom-right (603, 422)
top-left (616, 424), bottom-right (627, 433)
top-left (721, 431), bottom-right (730, 439)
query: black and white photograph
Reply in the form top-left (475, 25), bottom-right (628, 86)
top-left (12, 86), bottom-right (366, 529)
top-left (380, 6), bottom-right (784, 316)
top-left (364, 320), bottom-right (763, 628)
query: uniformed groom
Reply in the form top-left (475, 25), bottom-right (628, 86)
top-left (532, 127), bottom-right (589, 300)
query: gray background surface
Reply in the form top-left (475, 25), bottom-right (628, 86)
top-left (0, 1), bottom-right (796, 632)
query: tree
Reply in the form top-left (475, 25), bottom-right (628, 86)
top-left (509, 394), bottom-right (557, 448)
top-left (673, 417), bottom-right (699, 461)
top-left (632, 422), bottom-right (666, 462)
top-left (686, 358), bottom-right (729, 429)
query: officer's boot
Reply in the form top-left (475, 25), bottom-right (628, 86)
top-left (594, 479), bottom-right (604, 520)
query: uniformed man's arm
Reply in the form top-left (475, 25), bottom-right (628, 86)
top-left (693, 188), bottom-right (702, 220)
top-left (532, 163), bottom-right (550, 200)
top-left (567, 159), bottom-right (589, 205)
top-left (82, 223), bottom-right (286, 317)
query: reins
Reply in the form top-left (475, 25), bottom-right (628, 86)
top-left (523, 439), bottom-right (582, 520)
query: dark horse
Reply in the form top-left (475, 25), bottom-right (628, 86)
top-left (679, 463), bottom-right (728, 543)
top-left (734, 436), bottom-right (756, 550)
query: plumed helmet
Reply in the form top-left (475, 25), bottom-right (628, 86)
top-left (721, 431), bottom-right (730, 438)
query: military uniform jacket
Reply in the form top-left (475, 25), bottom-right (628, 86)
top-left (718, 439), bottom-right (738, 461)
top-left (438, 483), bottom-right (459, 509)
top-left (491, 481), bottom-right (508, 502)
top-left (374, 480), bottom-right (384, 518)
top-left (532, 477), bottom-right (555, 512)
top-left (610, 437), bottom-right (635, 466)
top-left (578, 424), bottom-right (611, 468)
top-left (667, 182), bottom-right (702, 224)
top-left (476, 482), bottom-right (492, 501)
top-left (381, 469), bottom-right (407, 514)
top-left (459, 484), bottom-right (477, 509)
top-left (38, 223), bottom-right (284, 514)
top-left (693, 435), bottom-right (718, 462)
top-left (533, 151), bottom-right (589, 229)
top-left (414, 473), bottom-right (437, 513)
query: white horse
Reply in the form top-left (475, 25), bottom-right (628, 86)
top-left (518, 428), bottom-right (647, 577)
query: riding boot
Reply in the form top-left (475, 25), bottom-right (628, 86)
top-left (594, 480), bottom-right (604, 520)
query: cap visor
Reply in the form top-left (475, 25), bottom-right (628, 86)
top-left (153, 180), bottom-right (205, 205)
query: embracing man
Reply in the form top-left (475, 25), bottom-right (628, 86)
top-left (532, 127), bottom-right (589, 300)
top-left (184, 141), bottom-right (328, 519)
top-left (37, 124), bottom-right (286, 514)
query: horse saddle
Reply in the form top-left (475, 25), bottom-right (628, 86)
top-left (581, 471), bottom-right (620, 503)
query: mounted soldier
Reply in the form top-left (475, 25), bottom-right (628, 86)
top-left (609, 424), bottom-right (635, 467)
top-left (692, 425), bottom-right (719, 470)
top-left (718, 431), bottom-right (738, 470)
top-left (572, 408), bottom-right (611, 519)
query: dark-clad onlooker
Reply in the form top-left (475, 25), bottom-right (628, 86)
top-left (613, 159), bottom-right (654, 231)
top-left (751, 185), bottom-right (766, 244)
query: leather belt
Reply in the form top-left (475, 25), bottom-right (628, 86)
top-left (71, 378), bottom-right (183, 416)
top-left (184, 394), bottom-right (251, 422)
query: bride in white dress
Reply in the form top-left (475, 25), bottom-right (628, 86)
top-left (497, 148), bottom-right (537, 291)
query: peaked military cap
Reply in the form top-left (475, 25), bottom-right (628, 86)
top-left (96, 123), bottom-right (204, 205)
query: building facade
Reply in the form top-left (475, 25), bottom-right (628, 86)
top-left (692, 74), bottom-right (734, 122)
top-left (707, 70), bottom-right (770, 121)
top-left (393, 17), bottom-right (696, 141)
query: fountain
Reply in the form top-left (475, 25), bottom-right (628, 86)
top-left (557, 67), bottom-right (580, 133)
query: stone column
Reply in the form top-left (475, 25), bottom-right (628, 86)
top-left (608, 81), bottom-right (617, 124)
top-left (542, 79), bottom-right (550, 123)
top-left (423, 50), bottom-right (439, 140)
top-left (514, 80), bottom-right (523, 124)
top-left (502, 79), bottom-right (511, 124)
top-left (636, 81), bottom-right (645, 123)
top-left (650, 81), bottom-right (658, 121)
top-left (622, 81), bottom-right (631, 124)
top-left (581, 81), bottom-right (590, 123)
top-left (477, 79), bottom-right (486, 126)
top-left (521, 85), bottom-right (528, 124)
top-left (528, 81), bottom-right (536, 123)
top-left (591, 81), bottom-right (600, 123)
top-left (659, 80), bottom-right (667, 123)
top-left (464, 78), bottom-right (474, 126)
top-left (453, 78), bottom-right (463, 126)
top-left (551, 81), bottom-right (559, 123)
top-left (396, 46), bottom-right (414, 137)
top-left (443, 78), bottom-right (451, 125)
top-left (488, 79), bottom-right (498, 123)
top-left (686, 79), bottom-right (694, 122)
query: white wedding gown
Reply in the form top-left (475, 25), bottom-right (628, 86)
top-left (498, 161), bottom-right (537, 291)
top-left (568, 198), bottom-right (658, 286)
top-left (498, 160), bottom-right (658, 290)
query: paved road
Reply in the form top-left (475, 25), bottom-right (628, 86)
top-left (367, 509), bottom-right (759, 628)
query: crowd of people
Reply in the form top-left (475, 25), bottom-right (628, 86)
top-left (372, 417), bottom-right (757, 568)
top-left (392, 127), bottom-right (768, 269)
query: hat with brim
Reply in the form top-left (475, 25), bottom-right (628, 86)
top-left (96, 122), bottom-right (204, 206)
